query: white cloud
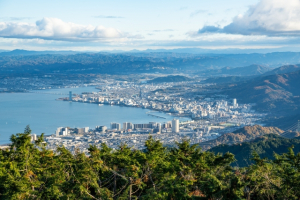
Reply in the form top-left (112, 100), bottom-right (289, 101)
top-left (191, 0), bottom-right (300, 36)
top-left (0, 17), bottom-right (134, 41)
top-left (1, 34), bottom-right (298, 51)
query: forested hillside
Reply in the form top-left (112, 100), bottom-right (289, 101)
top-left (217, 69), bottom-right (300, 129)
top-left (1, 126), bottom-right (300, 199)
top-left (200, 125), bottom-right (284, 150)
top-left (201, 64), bottom-right (270, 76)
top-left (223, 70), bottom-right (300, 112)
top-left (210, 134), bottom-right (300, 167)
top-left (263, 64), bottom-right (300, 76)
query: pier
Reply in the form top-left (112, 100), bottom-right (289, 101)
top-left (146, 111), bottom-right (167, 119)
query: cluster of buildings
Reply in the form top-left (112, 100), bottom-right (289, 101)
top-left (109, 120), bottom-right (179, 133)
top-left (44, 118), bottom-right (182, 153)
top-left (43, 79), bottom-right (265, 153)
top-left (44, 117), bottom-right (245, 153)
top-left (1, 74), bottom-right (269, 154)
top-left (55, 126), bottom-right (90, 136)
top-left (53, 119), bottom-right (180, 137)
top-left (66, 82), bottom-right (261, 127)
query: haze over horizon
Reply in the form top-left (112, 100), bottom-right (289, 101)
top-left (1, 0), bottom-right (300, 52)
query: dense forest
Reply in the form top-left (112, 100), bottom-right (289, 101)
top-left (1, 126), bottom-right (300, 199)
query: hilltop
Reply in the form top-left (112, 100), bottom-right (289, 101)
top-left (263, 64), bottom-right (300, 76)
top-left (200, 125), bottom-right (284, 150)
top-left (210, 134), bottom-right (300, 167)
top-left (201, 64), bottom-right (270, 77)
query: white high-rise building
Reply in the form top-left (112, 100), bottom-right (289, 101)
top-left (62, 127), bottom-right (68, 136)
top-left (56, 127), bottom-right (63, 136)
top-left (233, 98), bottom-right (237, 107)
top-left (123, 122), bottom-right (134, 130)
top-left (55, 127), bottom-right (69, 136)
top-left (111, 123), bottom-right (121, 130)
top-left (172, 119), bottom-right (179, 133)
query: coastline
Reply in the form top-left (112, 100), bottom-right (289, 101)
top-left (0, 87), bottom-right (190, 144)
top-left (59, 98), bottom-right (192, 120)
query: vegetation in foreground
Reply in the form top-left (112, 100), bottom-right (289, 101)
top-left (1, 126), bottom-right (300, 199)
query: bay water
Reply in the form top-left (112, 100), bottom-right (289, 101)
top-left (0, 87), bottom-right (188, 144)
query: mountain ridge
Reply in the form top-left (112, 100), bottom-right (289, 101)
top-left (209, 134), bottom-right (300, 167)
top-left (262, 64), bottom-right (300, 76)
top-left (201, 64), bottom-right (270, 77)
top-left (218, 69), bottom-right (300, 125)
top-left (200, 125), bottom-right (284, 151)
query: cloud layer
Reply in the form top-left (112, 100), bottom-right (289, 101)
top-left (193, 0), bottom-right (300, 36)
top-left (0, 18), bottom-right (126, 41)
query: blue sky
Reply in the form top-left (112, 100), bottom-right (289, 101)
top-left (1, 0), bottom-right (300, 51)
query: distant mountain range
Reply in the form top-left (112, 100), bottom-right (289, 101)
top-left (104, 47), bottom-right (300, 54)
top-left (4, 47), bottom-right (300, 55)
top-left (203, 76), bottom-right (254, 84)
top-left (209, 134), bottom-right (300, 167)
top-left (0, 49), bottom-right (80, 56)
top-left (201, 64), bottom-right (271, 77)
top-left (200, 125), bottom-right (284, 151)
top-left (2, 51), bottom-right (300, 75)
top-left (202, 64), bottom-right (271, 84)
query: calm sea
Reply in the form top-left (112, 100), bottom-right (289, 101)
top-left (0, 86), bottom-right (188, 144)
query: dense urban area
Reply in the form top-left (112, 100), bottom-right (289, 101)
top-left (30, 78), bottom-right (265, 153)
top-left (2, 51), bottom-right (300, 155)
